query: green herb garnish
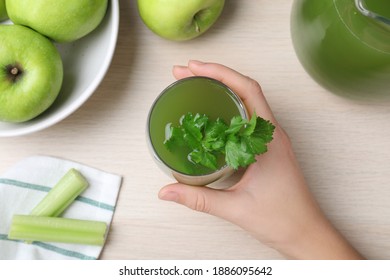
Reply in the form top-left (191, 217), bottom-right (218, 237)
top-left (164, 111), bottom-right (275, 170)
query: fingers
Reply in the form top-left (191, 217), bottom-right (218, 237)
top-left (172, 65), bottom-right (195, 80)
top-left (159, 183), bottom-right (240, 222)
top-left (173, 60), bottom-right (276, 123)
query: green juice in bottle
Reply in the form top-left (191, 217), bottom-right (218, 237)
top-left (291, 0), bottom-right (390, 100)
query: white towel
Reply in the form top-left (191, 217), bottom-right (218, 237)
top-left (0, 155), bottom-right (122, 260)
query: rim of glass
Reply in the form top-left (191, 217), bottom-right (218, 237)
top-left (147, 76), bottom-right (248, 178)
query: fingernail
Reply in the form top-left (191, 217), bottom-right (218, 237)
top-left (159, 191), bottom-right (179, 202)
top-left (189, 60), bottom-right (204, 66)
top-left (173, 65), bottom-right (187, 70)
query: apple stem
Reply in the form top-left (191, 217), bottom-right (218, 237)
top-left (10, 67), bottom-right (19, 76)
top-left (193, 10), bottom-right (203, 33)
top-left (6, 64), bottom-right (24, 83)
top-left (195, 22), bottom-right (200, 33)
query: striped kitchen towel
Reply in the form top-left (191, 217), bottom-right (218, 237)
top-left (0, 155), bottom-right (122, 260)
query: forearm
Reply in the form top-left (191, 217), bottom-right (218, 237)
top-left (276, 218), bottom-right (364, 260)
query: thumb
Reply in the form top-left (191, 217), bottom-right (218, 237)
top-left (159, 183), bottom-right (239, 220)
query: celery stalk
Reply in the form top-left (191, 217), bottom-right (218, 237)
top-left (8, 215), bottom-right (107, 246)
top-left (30, 168), bottom-right (88, 217)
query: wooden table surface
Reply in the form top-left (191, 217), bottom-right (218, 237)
top-left (1, 0), bottom-right (390, 260)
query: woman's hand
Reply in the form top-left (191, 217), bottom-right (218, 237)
top-left (158, 60), bottom-right (363, 259)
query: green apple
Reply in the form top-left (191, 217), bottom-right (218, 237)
top-left (0, 25), bottom-right (63, 123)
top-left (0, 0), bottom-right (7, 21)
top-left (137, 0), bottom-right (225, 41)
top-left (6, 0), bottom-right (108, 42)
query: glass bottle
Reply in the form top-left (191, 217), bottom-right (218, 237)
top-left (291, 0), bottom-right (390, 100)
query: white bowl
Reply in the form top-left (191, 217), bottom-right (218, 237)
top-left (0, 0), bottom-right (119, 137)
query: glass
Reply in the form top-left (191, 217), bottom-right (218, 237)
top-left (147, 76), bottom-right (248, 188)
top-left (290, 0), bottom-right (390, 100)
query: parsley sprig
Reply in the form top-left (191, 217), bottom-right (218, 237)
top-left (164, 112), bottom-right (275, 170)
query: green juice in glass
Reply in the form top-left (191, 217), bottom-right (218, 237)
top-left (291, 0), bottom-right (390, 100)
top-left (148, 77), bottom-right (247, 177)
